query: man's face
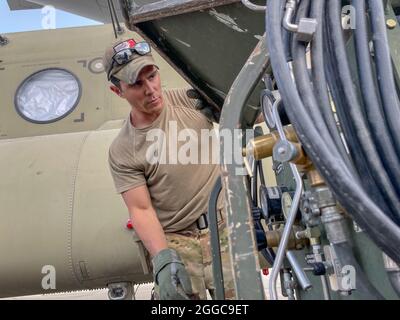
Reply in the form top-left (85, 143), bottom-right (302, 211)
top-left (118, 65), bottom-right (164, 117)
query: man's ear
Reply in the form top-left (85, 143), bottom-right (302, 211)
top-left (110, 85), bottom-right (123, 97)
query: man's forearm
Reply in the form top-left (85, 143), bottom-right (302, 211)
top-left (130, 208), bottom-right (168, 257)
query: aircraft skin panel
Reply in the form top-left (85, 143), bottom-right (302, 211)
top-left (25, 0), bottom-right (122, 23)
top-left (0, 129), bottom-right (152, 297)
top-left (7, 0), bottom-right (43, 10)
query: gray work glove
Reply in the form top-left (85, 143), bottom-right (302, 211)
top-left (152, 248), bottom-right (193, 300)
top-left (186, 89), bottom-right (221, 123)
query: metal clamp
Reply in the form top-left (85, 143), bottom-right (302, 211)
top-left (283, 0), bottom-right (317, 42)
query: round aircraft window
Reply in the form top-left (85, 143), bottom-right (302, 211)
top-left (15, 68), bottom-right (81, 123)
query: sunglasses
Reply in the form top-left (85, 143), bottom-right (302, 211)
top-left (113, 41), bottom-right (151, 65)
top-left (107, 41), bottom-right (151, 80)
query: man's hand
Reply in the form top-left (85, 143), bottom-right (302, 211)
top-left (186, 89), bottom-right (221, 123)
top-left (152, 248), bottom-right (193, 300)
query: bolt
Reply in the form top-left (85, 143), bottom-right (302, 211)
top-left (274, 140), bottom-right (298, 162)
top-left (277, 147), bottom-right (287, 156)
top-left (386, 19), bottom-right (397, 30)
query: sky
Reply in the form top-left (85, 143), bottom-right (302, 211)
top-left (0, 1), bottom-right (102, 34)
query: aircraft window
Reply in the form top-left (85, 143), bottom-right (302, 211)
top-left (15, 68), bottom-right (81, 123)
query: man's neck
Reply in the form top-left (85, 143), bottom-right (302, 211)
top-left (130, 108), bottom-right (163, 129)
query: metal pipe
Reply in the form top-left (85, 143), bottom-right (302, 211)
top-left (269, 99), bottom-right (304, 300)
top-left (286, 251), bottom-right (312, 291)
top-left (320, 275), bottom-right (331, 300)
top-left (241, 0), bottom-right (266, 11)
top-left (283, 0), bottom-right (299, 32)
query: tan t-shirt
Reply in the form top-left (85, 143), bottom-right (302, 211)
top-left (108, 88), bottom-right (220, 233)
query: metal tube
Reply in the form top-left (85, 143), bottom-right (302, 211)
top-left (320, 275), bottom-right (331, 300)
top-left (286, 251), bottom-right (312, 291)
top-left (283, 0), bottom-right (299, 32)
top-left (241, 0), bottom-right (266, 11)
top-left (269, 99), bottom-right (304, 300)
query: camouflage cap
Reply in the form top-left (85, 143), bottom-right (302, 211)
top-left (103, 37), bottom-right (157, 84)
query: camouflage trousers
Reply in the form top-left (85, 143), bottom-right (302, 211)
top-left (154, 220), bottom-right (235, 300)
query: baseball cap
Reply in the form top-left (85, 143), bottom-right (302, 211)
top-left (103, 37), bottom-right (157, 84)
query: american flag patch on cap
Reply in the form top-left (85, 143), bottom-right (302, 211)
top-left (114, 39), bottom-right (136, 52)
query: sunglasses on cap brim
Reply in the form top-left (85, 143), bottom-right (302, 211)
top-left (112, 41), bottom-right (151, 65)
top-left (107, 41), bottom-right (151, 80)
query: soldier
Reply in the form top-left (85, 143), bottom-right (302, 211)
top-left (103, 37), bottom-right (234, 300)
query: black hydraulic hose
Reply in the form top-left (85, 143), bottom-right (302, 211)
top-left (291, 0), bottom-right (353, 179)
top-left (309, 0), bottom-right (350, 162)
top-left (323, 22), bottom-right (367, 185)
top-left (367, 0), bottom-right (400, 156)
top-left (266, 0), bottom-right (400, 264)
top-left (333, 242), bottom-right (384, 300)
top-left (322, 10), bottom-right (395, 218)
top-left (328, 0), bottom-right (400, 224)
top-left (352, 0), bottom-right (400, 198)
top-left (306, 1), bottom-right (399, 224)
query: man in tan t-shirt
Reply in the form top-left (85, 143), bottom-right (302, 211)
top-left (103, 37), bottom-right (233, 300)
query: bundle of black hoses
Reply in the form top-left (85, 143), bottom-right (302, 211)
top-left (265, 0), bottom-right (400, 274)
